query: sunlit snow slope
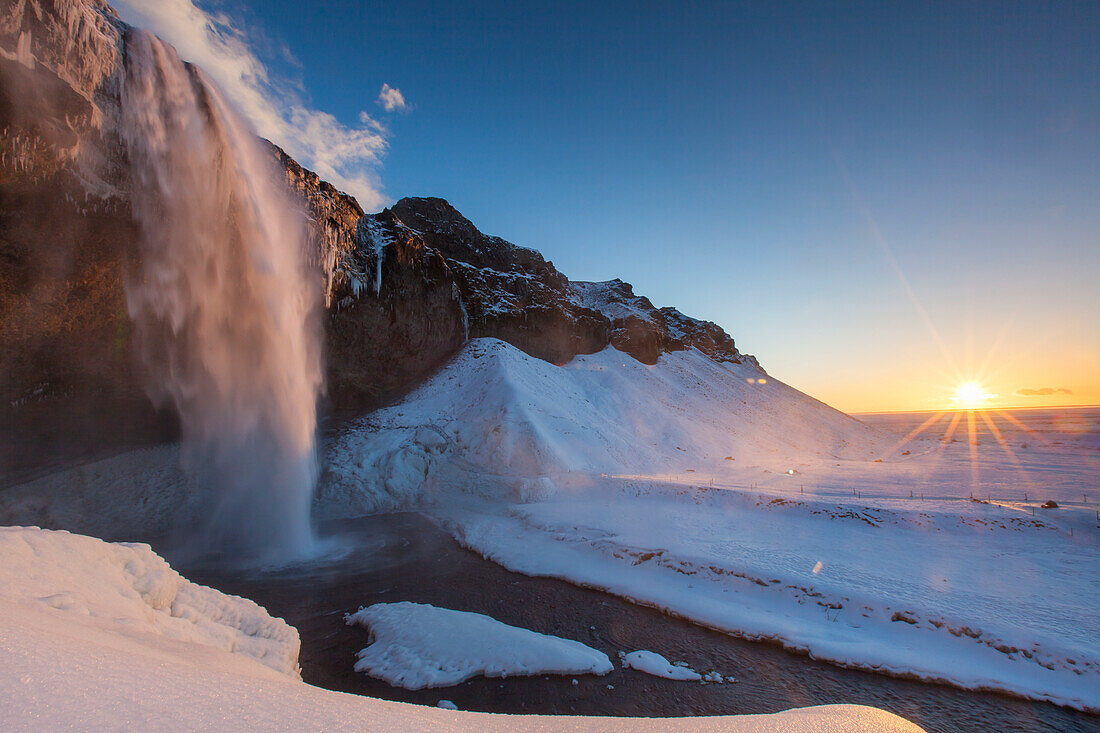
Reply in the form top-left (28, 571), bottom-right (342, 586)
top-left (323, 338), bottom-right (884, 514)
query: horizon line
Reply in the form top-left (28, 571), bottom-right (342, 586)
top-left (851, 403), bottom-right (1100, 416)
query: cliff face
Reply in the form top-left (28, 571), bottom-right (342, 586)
top-left (355, 197), bottom-right (756, 369)
top-left (0, 1), bottom-right (163, 478)
top-left (0, 0), bottom-right (757, 478)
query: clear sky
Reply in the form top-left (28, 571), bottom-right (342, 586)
top-left (118, 0), bottom-right (1099, 413)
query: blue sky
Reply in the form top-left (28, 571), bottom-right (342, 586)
top-left (120, 0), bottom-right (1099, 411)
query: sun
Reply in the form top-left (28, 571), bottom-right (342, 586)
top-left (953, 381), bottom-right (991, 408)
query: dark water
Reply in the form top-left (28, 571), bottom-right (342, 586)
top-left (182, 513), bottom-right (1098, 733)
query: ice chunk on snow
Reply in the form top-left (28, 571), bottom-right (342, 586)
top-left (621, 650), bottom-right (702, 681)
top-left (345, 601), bottom-right (613, 689)
top-left (0, 526), bottom-right (300, 676)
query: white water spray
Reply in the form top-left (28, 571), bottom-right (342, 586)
top-left (120, 30), bottom-right (323, 563)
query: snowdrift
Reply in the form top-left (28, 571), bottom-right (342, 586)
top-left (0, 446), bottom-right (196, 541)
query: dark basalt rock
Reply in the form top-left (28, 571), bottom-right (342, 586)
top-left (390, 197), bottom-right (565, 285)
top-left (321, 211), bottom-right (468, 418)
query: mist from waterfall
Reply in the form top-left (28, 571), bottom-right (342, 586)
top-left (120, 29), bottom-right (323, 564)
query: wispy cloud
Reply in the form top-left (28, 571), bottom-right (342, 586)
top-left (377, 83), bottom-right (408, 113)
top-left (114, 0), bottom-right (389, 210)
top-left (1016, 387), bottom-right (1073, 396)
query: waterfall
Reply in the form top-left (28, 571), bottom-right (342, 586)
top-left (120, 29), bottom-right (323, 564)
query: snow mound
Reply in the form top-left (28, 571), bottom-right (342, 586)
top-left (345, 601), bottom-right (613, 689)
top-left (0, 526), bottom-right (300, 677)
top-left (323, 338), bottom-right (884, 514)
top-left (621, 650), bottom-right (702, 681)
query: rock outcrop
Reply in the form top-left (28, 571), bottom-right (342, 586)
top-left (335, 198), bottom-right (757, 369)
top-left (0, 0), bottom-right (758, 480)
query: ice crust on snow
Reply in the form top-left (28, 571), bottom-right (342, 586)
top-left (0, 526), bottom-right (301, 676)
top-left (621, 650), bottom-right (702, 681)
top-left (345, 601), bottom-right (613, 689)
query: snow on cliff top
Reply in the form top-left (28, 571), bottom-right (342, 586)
top-left (0, 525), bottom-right (924, 732)
top-left (570, 280), bottom-right (660, 324)
top-left (346, 601), bottom-right (612, 689)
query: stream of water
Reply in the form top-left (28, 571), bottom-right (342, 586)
top-left (182, 513), bottom-right (1098, 733)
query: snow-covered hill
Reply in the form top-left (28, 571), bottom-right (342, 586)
top-left (322, 338), bottom-right (883, 515)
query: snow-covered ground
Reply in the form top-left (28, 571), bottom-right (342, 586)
top-left (2, 337), bottom-right (1096, 715)
top-left (0, 526), bottom-right (922, 731)
top-left (346, 601), bottom-right (613, 688)
top-left (320, 339), bottom-right (1099, 712)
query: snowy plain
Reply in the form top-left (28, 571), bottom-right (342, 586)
top-left (0, 526), bottom-right (923, 732)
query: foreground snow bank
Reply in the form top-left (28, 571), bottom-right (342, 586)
top-left (0, 526), bottom-right (923, 731)
top-left (346, 601), bottom-right (613, 688)
top-left (0, 526), bottom-right (301, 676)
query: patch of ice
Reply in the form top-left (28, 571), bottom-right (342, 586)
top-left (620, 650), bottom-right (702, 681)
top-left (345, 601), bottom-right (613, 689)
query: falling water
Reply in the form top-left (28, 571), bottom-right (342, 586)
top-left (120, 30), bottom-right (323, 563)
